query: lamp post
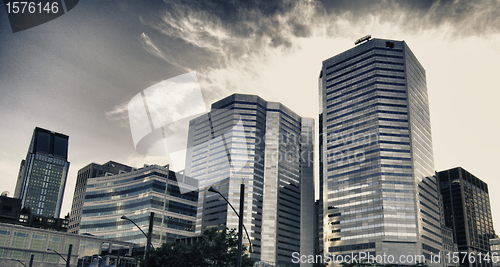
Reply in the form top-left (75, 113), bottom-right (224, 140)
top-left (48, 244), bottom-right (72, 267)
top-left (121, 212), bottom-right (155, 267)
top-left (9, 258), bottom-right (27, 267)
top-left (208, 184), bottom-right (252, 267)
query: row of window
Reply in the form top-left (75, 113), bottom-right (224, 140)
top-left (328, 171), bottom-right (412, 186)
top-left (326, 59), bottom-right (404, 81)
top-left (325, 46), bottom-right (402, 71)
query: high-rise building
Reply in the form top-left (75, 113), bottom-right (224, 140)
top-left (319, 38), bottom-right (442, 263)
top-left (68, 161), bottom-right (134, 234)
top-left (438, 167), bottom-right (496, 267)
top-left (184, 93), bottom-right (315, 267)
top-left (79, 164), bottom-right (198, 247)
top-left (14, 127), bottom-right (70, 218)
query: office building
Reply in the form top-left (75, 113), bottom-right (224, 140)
top-left (68, 161), bottom-right (133, 234)
top-left (489, 238), bottom-right (500, 267)
top-left (79, 164), bottom-right (198, 247)
top-left (0, 221), bottom-right (137, 267)
top-left (319, 38), bottom-right (442, 263)
top-left (439, 194), bottom-right (459, 267)
top-left (184, 93), bottom-right (315, 267)
top-left (14, 127), bottom-right (70, 218)
top-left (438, 167), bottom-right (495, 267)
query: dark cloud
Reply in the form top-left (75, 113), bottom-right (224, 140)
top-left (136, 0), bottom-right (500, 101)
top-left (316, 0), bottom-right (500, 36)
top-left (175, 0), bottom-right (291, 26)
top-left (142, 0), bottom-right (500, 67)
top-left (139, 0), bottom-right (317, 72)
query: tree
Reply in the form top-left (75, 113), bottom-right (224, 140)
top-left (148, 228), bottom-right (254, 267)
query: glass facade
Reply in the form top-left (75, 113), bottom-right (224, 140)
top-left (438, 167), bottom-right (495, 267)
top-left (184, 94), bottom-right (315, 267)
top-left (14, 127), bottom-right (70, 218)
top-left (68, 161), bottom-right (133, 234)
top-left (319, 39), bottom-right (442, 263)
top-left (80, 164), bottom-right (198, 247)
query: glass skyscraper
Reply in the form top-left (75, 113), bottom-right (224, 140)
top-left (184, 93), bottom-right (315, 267)
top-left (79, 164), bottom-right (198, 247)
top-left (14, 127), bottom-right (70, 218)
top-left (438, 167), bottom-right (495, 267)
top-left (319, 38), bottom-right (442, 263)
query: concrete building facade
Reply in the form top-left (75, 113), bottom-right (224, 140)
top-left (184, 94), bottom-right (315, 266)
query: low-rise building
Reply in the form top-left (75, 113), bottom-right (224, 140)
top-left (0, 196), bottom-right (68, 232)
top-left (0, 222), bottom-right (137, 267)
top-left (80, 164), bottom-right (198, 247)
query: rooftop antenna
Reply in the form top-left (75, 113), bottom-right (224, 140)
top-left (355, 35), bottom-right (371, 45)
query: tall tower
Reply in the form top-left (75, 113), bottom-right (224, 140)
top-left (319, 38), bottom-right (442, 263)
top-left (14, 127), bottom-right (70, 218)
top-left (184, 94), bottom-right (315, 267)
top-left (438, 167), bottom-right (495, 267)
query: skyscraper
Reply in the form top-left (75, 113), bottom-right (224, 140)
top-left (319, 38), bottom-right (442, 263)
top-left (14, 127), bottom-right (70, 218)
top-left (68, 161), bottom-right (134, 234)
top-left (438, 167), bottom-right (495, 267)
top-left (79, 164), bottom-right (198, 246)
top-left (184, 94), bottom-right (315, 267)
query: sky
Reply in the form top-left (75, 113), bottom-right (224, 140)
top-left (1, 0), bottom-right (500, 230)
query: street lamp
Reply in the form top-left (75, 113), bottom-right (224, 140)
top-left (47, 244), bottom-right (72, 267)
top-left (10, 258), bottom-right (27, 267)
top-left (208, 185), bottom-right (252, 267)
top-left (121, 212), bottom-right (155, 267)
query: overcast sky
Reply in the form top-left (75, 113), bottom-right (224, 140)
top-left (1, 0), bottom-right (500, 230)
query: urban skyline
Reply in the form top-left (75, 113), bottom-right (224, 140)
top-left (1, 0), bottom-right (500, 236)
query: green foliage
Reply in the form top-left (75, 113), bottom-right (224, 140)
top-left (313, 262), bottom-right (329, 267)
top-left (148, 228), bottom-right (254, 267)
